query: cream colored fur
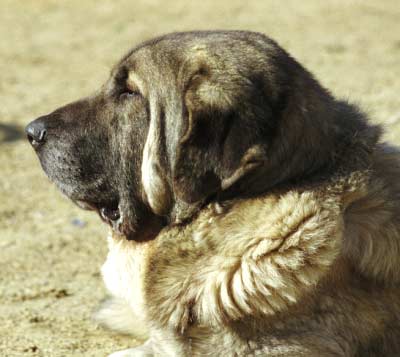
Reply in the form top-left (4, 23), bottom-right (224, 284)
top-left (100, 144), bottom-right (400, 356)
top-left (99, 236), bottom-right (149, 341)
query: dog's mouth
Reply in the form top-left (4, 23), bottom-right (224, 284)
top-left (74, 198), bottom-right (166, 242)
top-left (75, 199), bottom-right (121, 227)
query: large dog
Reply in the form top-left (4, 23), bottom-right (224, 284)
top-left (26, 31), bottom-right (400, 356)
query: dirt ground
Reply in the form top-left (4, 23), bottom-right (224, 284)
top-left (0, 0), bottom-right (399, 356)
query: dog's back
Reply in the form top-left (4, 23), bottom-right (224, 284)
top-left (344, 144), bottom-right (400, 284)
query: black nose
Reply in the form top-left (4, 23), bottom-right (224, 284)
top-left (25, 118), bottom-right (47, 148)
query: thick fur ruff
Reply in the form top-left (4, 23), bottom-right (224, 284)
top-left (100, 143), bottom-right (400, 356)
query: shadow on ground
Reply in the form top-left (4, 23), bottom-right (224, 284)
top-left (0, 123), bottom-right (25, 143)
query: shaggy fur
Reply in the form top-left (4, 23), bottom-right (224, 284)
top-left (26, 31), bottom-right (400, 356)
top-left (100, 142), bottom-right (400, 356)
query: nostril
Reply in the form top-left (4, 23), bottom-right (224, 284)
top-left (27, 132), bottom-right (34, 144)
top-left (37, 129), bottom-right (47, 141)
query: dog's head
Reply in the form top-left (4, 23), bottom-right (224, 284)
top-left (26, 31), bottom-right (366, 240)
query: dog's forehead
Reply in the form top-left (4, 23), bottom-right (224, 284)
top-left (110, 31), bottom-right (284, 82)
top-left (110, 49), bottom-right (176, 90)
top-left (119, 33), bottom-right (204, 64)
top-left (108, 31), bottom-right (287, 104)
top-left (111, 43), bottom-right (209, 96)
top-left (114, 32), bottom-right (248, 76)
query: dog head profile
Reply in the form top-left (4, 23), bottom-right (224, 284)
top-left (26, 31), bottom-right (376, 240)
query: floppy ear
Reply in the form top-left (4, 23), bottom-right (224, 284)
top-left (141, 96), bottom-right (173, 216)
top-left (171, 61), bottom-right (272, 210)
top-left (141, 53), bottom-right (273, 220)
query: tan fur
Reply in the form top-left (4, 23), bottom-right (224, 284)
top-left (100, 236), bottom-right (150, 341)
top-left (27, 30), bottom-right (400, 356)
top-left (101, 143), bottom-right (400, 356)
top-left (344, 144), bottom-right (400, 284)
top-left (94, 32), bottom-right (400, 357)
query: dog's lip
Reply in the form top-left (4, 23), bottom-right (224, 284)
top-left (74, 199), bottom-right (165, 242)
top-left (75, 200), bottom-right (98, 211)
top-left (75, 199), bottom-right (120, 223)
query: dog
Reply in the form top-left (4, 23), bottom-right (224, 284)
top-left (26, 31), bottom-right (400, 356)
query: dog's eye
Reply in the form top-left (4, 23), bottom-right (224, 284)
top-left (119, 79), bottom-right (142, 100)
top-left (119, 87), bottom-right (141, 100)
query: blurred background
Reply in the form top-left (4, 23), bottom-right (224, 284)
top-left (1, 0), bottom-right (399, 355)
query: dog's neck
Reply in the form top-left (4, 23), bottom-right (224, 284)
top-left (221, 93), bottom-right (381, 203)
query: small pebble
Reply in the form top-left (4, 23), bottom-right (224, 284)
top-left (23, 345), bottom-right (39, 353)
top-left (54, 289), bottom-right (70, 299)
top-left (71, 218), bottom-right (86, 228)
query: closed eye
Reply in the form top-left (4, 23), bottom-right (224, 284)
top-left (119, 86), bottom-right (141, 100)
top-left (114, 66), bottom-right (142, 100)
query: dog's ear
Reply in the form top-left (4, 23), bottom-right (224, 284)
top-left (141, 50), bottom-right (274, 220)
top-left (170, 56), bottom-right (274, 213)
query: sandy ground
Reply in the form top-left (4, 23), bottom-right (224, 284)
top-left (1, 0), bottom-right (399, 356)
